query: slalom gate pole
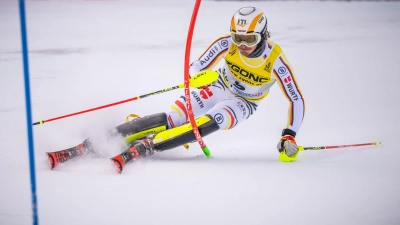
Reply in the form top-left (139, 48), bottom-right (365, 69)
top-left (184, 0), bottom-right (211, 157)
top-left (299, 140), bottom-right (381, 151)
top-left (18, 0), bottom-right (39, 224)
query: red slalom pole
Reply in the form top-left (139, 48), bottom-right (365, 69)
top-left (299, 140), bottom-right (381, 151)
top-left (184, 0), bottom-right (210, 156)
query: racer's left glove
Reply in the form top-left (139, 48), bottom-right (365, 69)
top-left (277, 129), bottom-right (299, 162)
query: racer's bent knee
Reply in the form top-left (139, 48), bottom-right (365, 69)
top-left (153, 114), bottom-right (219, 151)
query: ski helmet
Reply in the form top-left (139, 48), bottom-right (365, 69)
top-left (230, 7), bottom-right (268, 47)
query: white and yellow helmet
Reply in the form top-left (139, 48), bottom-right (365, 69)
top-left (230, 7), bottom-right (268, 47)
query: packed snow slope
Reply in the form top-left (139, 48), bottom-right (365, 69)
top-left (0, 1), bottom-right (399, 225)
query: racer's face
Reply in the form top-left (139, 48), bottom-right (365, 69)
top-left (238, 44), bottom-right (257, 57)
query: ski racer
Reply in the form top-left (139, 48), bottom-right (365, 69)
top-left (47, 6), bottom-right (305, 172)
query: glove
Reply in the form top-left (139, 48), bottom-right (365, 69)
top-left (277, 135), bottom-right (299, 162)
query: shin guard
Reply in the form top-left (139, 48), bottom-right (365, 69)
top-left (152, 114), bottom-right (219, 151)
top-left (114, 112), bottom-right (169, 144)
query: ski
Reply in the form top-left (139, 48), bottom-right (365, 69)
top-left (46, 138), bottom-right (141, 173)
top-left (110, 146), bottom-right (140, 174)
top-left (46, 139), bottom-right (95, 170)
top-left (46, 144), bottom-right (85, 170)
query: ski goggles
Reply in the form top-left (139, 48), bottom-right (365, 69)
top-left (230, 33), bottom-right (261, 47)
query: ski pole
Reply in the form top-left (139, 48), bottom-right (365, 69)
top-left (299, 140), bottom-right (381, 151)
top-left (33, 70), bottom-right (219, 126)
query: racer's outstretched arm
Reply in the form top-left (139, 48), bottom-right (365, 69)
top-left (272, 54), bottom-right (305, 136)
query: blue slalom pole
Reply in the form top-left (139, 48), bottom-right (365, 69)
top-left (18, 0), bottom-right (39, 224)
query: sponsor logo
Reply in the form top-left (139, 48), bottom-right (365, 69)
top-left (214, 113), bottom-right (224, 124)
top-left (200, 48), bottom-right (218, 66)
top-left (237, 19), bottom-right (247, 27)
top-left (233, 80), bottom-right (245, 90)
top-left (193, 71), bottom-right (206, 80)
top-left (258, 16), bottom-right (264, 24)
top-left (141, 130), bottom-right (158, 136)
top-left (232, 86), bottom-right (263, 98)
top-left (276, 66), bottom-right (288, 77)
top-left (199, 87), bottom-right (213, 99)
top-left (278, 67), bottom-right (287, 75)
top-left (284, 76), bottom-right (292, 83)
top-left (185, 90), bottom-right (194, 111)
top-left (237, 102), bottom-right (246, 118)
top-left (220, 39), bottom-right (228, 48)
top-left (286, 83), bottom-right (299, 101)
top-left (191, 91), bottom-right (204, 108)
top-left (193, 129), bottom-right (204, 146)
top-left (229, 49), bottom-right (236, 56)
top-left (264, 62), bottom-right (271, 73)
top-left (226, 60), bottom-right (270, 86)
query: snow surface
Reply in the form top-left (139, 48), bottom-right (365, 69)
top-left (1, 0), bottom-right (400, 225)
